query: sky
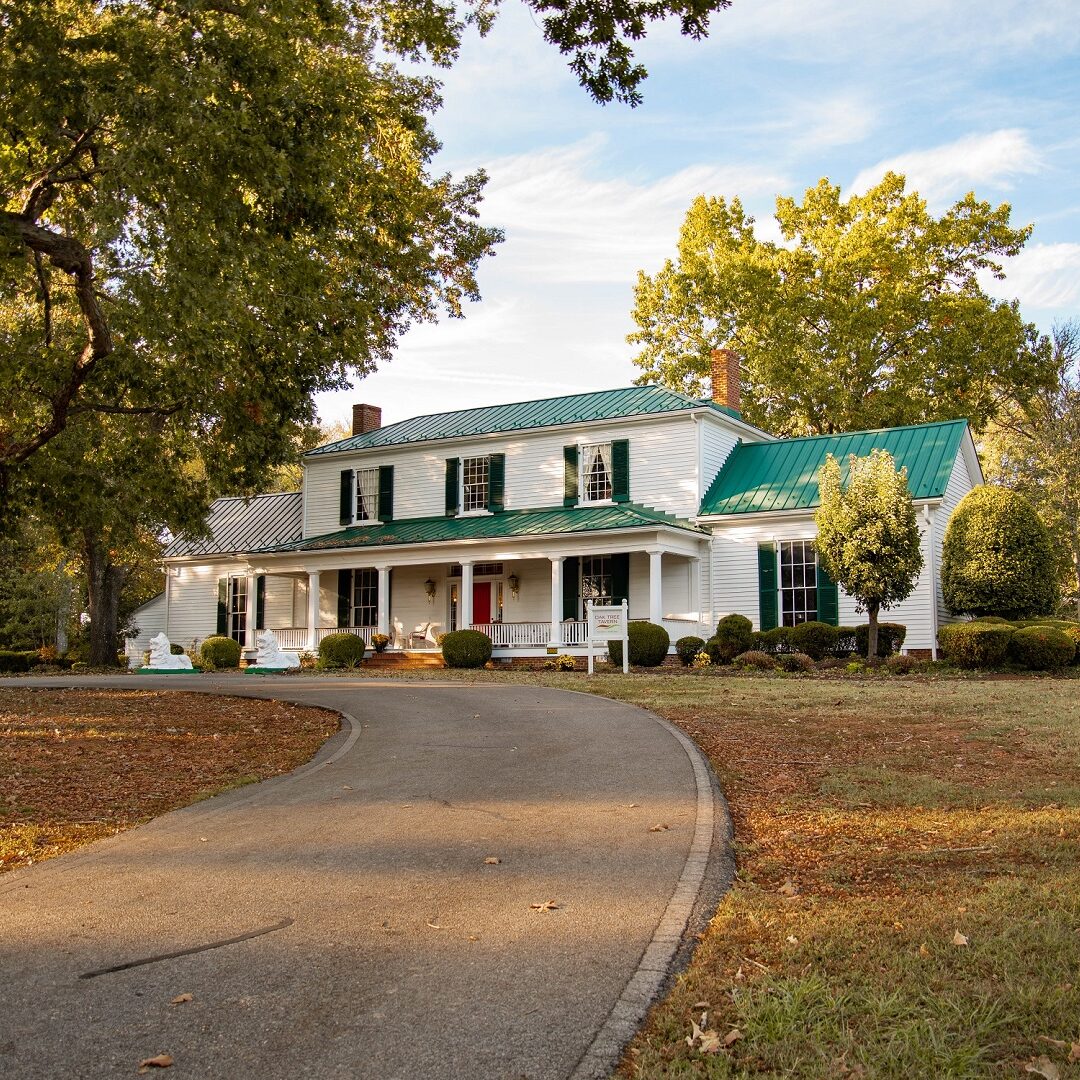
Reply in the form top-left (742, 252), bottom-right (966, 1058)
top-left (314, 0), bottom-right (1080, 429)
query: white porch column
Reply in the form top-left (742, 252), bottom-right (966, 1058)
top-left (460, 560), bottom-right (474, 629)
top-left (647, 549), bottom-right (663, 625)
top-left (377, 566), bottom-right (390, 636)
top-left (549, 556), bottom-right (563, 646)
top-left (245, 572), bottom-right (257, 649)
top-left (690, 556), bottom-right (702, 627)
top-left (306, 570), bottom-right (320, 652)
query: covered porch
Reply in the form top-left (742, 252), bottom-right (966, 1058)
top-left (246, 524), bottom-right (710, 657)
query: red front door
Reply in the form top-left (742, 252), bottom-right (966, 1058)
top-left (472, 581), bottom-right (492, 624)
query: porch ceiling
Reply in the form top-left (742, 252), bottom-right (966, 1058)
top-left (258, 503), bottom-right (707, 556)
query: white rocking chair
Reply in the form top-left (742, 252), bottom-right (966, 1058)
top-left (410, 621), bottom-right (440, 647)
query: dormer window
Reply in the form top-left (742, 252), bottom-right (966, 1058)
top-left (462, 456), bottom-right (489, 512)
top-left (355, 468), bottom-right (379, 522)
top-left (581, 442), bottom-right (613, 503)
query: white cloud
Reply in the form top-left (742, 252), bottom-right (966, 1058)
top-left (851, 129), bottom-right (1045, 203)
top-left (995, 243), bottom-right (1080, 310)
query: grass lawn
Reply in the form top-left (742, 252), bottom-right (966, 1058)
top-left (0, 688), bottom-right (339, 873)
top-left (3, 670), bottom-right (1078, 1076)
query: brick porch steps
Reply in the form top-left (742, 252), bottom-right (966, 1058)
top-left (365, 651), bottom-right (445, 670)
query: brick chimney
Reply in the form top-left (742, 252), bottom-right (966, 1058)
top-left (710, 348), bottom-right (741, 415)
top-left (351, 403), bottom-right (382, 436)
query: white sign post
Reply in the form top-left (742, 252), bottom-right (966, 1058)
top-left (586, 599), bottom-right (629, 675)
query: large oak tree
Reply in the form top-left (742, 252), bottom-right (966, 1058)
top-left (630, 174), bottom-right (1055, 436)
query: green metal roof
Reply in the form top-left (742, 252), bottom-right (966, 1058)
top-left (262, 503), bottom-right (706, 554)
top-left (699, 419), bottom-right (969, 517)
top-left (308, 385), bottom-right (747, 455)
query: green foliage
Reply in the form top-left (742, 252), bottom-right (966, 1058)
top-left (733, 650), bottom-right (776, 671)
top-left (608, 622), bottom-right (670, 667)
top-left (711, 613), bottom-right (753, 663)
top-left (776, 651), bottom-right (814, 673)
top-left (318, 632), bottom-right (366, 670)
top-left (676, 635), bottom-right (706, 666)
top-left (169, 642), bottom-right (186, 655)
top-left (752, 626), bottom-right (791, 655)
top-left (942, 486), bottom-right (1059, 618)
top-left (835, 626), bottom-right (858, 656)
top-left (1007, 626), bottom-right (1076, 671)
top-left (855, 623), bottom-right (907, 658)
top-left (441, 629), bottom-right (492, 669)
top-left (938, 623), bottom-right (1016, 669)
top-left (788, 620), bottom-right (839, 661)
top-left (816, 449), bottom-right (922, 659)
top-left (0, 650), bottom-right (31, 673)
top-left (629, 174), bottom-right (1051, 436)
top-left (199, 636), bottom-right (241, 670)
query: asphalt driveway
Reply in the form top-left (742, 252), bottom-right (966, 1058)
top-left (0, 678), bottom-right (730, 1079)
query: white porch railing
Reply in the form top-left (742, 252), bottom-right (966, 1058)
top-left (470, 621), bottom-right (550, 646)
top-left (270, 626), bottom-right (375, 651)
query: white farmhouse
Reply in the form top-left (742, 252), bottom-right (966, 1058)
top-left (154, 353), bottom-right (980, 661)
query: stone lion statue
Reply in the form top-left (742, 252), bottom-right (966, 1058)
top-left (254, 629), bottom-right (301, 669)
top-left (147, 632), bottom-right (193, 670)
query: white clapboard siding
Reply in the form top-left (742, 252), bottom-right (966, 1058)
top-left (933, 453), bottom-right (977, 629)
top-left (124, 593), bottom-right (167, 664)
top-left (301, 414), bottom-right (701, 537)
top-left (167, 562), bottom-right (243, 647)
top-left (700, 418), bottom-right (740, 495)
top-left (710, 528), bottom-right (768, 629)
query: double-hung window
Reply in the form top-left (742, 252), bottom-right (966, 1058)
top-left (580, 442), bottom-right (613, 503)
top-left (580, 555), bottom-right (613, 612)
top-left (355, 468), bottom-right (379, 522)
top-left (779, 540), bottom-right (818, 627)
top-left (228, 577), bottom-right (248, 644)
top-left (350, 568), bottom-right (378, 628)
top-left (462, 456), bottom-right (489, 512)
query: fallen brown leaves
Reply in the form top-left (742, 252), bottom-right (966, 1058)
top-left (0, 689), bottom-right (338, 874)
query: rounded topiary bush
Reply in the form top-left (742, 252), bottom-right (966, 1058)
top-left (608, 622), bottom-right (670, 668)
top-left (788, 620), bottom-right (839, 661)
top-left (941, 486), bottom-right (1059, 619)
top-left (938, 623), bottom-right (1015, 669)
top-left (676, 635), bottom-right (706, 667)
top-left (711, 613), bottom-right (754, 663)
top-left (318, 632), bottom-right (366, 669)
top-left (199, 635), bottom-right (241, 669)
top-left (1007, 625), bottom-right (1076, 671)
top-left (733, 650), bottom-right (776, 671)
top-left (855, 622), bottom-right (906, 658)
top-left (834, 626), bottom-right (858, 656)
top-left (441, 629), bottom-right (492, 669)
top-left (169, 641), bottom-right (186, 655)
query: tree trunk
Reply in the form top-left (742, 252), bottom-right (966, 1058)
top-left (867, 603), bottom-right (880, 661)
top-left (55, 558), bottom-right (70, 655)
top-left (84, 530), bottom-right (127, 667)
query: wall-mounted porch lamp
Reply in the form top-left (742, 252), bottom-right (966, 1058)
top-left (508, 573), bottom-right (520, 600)
top-left (424, 578), bottom-right (437, 602)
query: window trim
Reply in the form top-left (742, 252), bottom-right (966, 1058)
top-left (777, 539), bottom-right (818, 627)
top-left (354, 467), bottom-right (381, 525)
top-left (578, 441), bottom-right (614, 505)
top-left (459, 454), bottom-right (492, 516)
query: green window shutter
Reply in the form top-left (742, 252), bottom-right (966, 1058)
top-left (758, 544), bottom-right (778, 631)
top-left (216, 578), bottom-right (228, 636)
top-left (255, 575), bottom-right (266, 631)
top-left (488, 453), bottom-right (505, 512)
top-left (611, 552), bottom-right (630, 606)
top-left (337, 569), bottom-right (351, 628)
top-left (339, 470), bottom-right (354, 526)
top-left (611, 440), bottom-right (630, 503)
top-left (563, 446), bottom-right (579, 507)
top-left (816, 558), bottom-right (839, 625)
top-left (445, 458), bottom-right (459, 517)
top-left (378, 465), bottom-right (394, 523)
top-left (562, 556), bottom-right (579, 620)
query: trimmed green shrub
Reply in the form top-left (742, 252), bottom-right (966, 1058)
top-left (972, 616), bottom-right (1011, 624)
top-left (834, 626), bottom-right (858, 656)
top-left (776, 651), bottom-right (814, 672)
top-left (788, 620), bottom-right (839, 661)
top-left (1061, 623), bottom-right (1080, 662)
top-left (941, 486), bottom-right (1059, 618)
top-left (199, 635), bottom-right (241, 669)
top-left (733, 650), bottom-right (777, 671)
top-left (318, 632), bottom-right (366, 669)
top-left (676, 635), bottom-right (706, 666)
top-left (711, 613), bottom-right (754, 663)
top-left (855, 622), bottom-right (906, 657)
top-left (938, 623), bottom-right (1015, 669)
top-left (608, 622), bottom-right (670, 668)
top-left (441, 629), bottom-right (492, 669)
top-left (1007, 625), bottom-right (1076, 671)
top-left (169, 641), bottom-right (186, 655)
top-left (0, 650), bottom-right (31, 673)
top-left (753, 627), bottom-right (791, 655)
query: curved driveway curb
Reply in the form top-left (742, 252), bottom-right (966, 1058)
top-left (1, 677), bottom-right (733, 1079)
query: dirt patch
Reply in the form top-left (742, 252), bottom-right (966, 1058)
top-left (0, 689), bottom-right (339, 873)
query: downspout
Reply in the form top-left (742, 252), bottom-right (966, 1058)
top-left (924, 504), bottom-right (938, 660)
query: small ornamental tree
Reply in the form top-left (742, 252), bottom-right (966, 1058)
top-left (941, 486), bottom-right (1059, 618)
top-left (815, 450), bottom-right (923, 660)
